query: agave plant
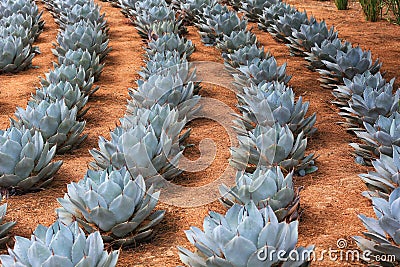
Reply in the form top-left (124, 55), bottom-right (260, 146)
top-left (258, 2), bottom-right (297, 31)
top-left (120, 0), bottom-right (156, 10)
top-left (354, 188), bottom-right (400, 265)
top-left (0, 127), bottom-right (62, 193)
top-left (12, 99), bottom-right (87, 153)
top-left (196, 9), bottom-right (247, 45)
top-left (146, 33), bottom-right (195, 58)
top-left (53, 20), bottom-right (111, 62)
top-left (128, 73), bottom-right (200, 119)
top-left (178, 0), bottom-right (218, 24)
top-left (90, 105), bottom-right (186, 183)
top-left (240, 0), bottom-right (278, 21)
top-left (287, 20), bottom-right (338, 57)
top-left (55, 2), bottom-right (107, 30)
top-left (196, 3), bottom-right (230, 25)
top-left (0, 221), bottom-right (119, 266)
top-left (0, 14), bottom-right (42, 42)
top-left (121, 103), bottom-right (190, 142)
top-left (235, 81), bottom-right (317, 137)
top-left (0, 36), bottom-right (38, 73)
top-left (57, 167), bottom-right (165, 247)
top-left (233, 57), bottom-right (291, 88)
top-left (129, 0), bottom-right (167, 17)
top-left (117, 0), bottom-right (137, 16)
top-left (223, 44), bottom-right (271, 70)
top-left (0, 0), bottom-right (44, 30)
top-left (305, 38), bottom-right (352, 71)
top-left (216, 30), bottom-right (258, 54)
top-left (359, 145), bottom-right (400, 196)
top-left (32, 81), bottom-right (89, 117)
top-left (267, 11), bottom-right (312, 44)
top-left (0, 23), bottom-right (35, 49)
top-left (55, 48), bottom-right (104, 82)
top-left (339, 86), bottom-right (400, 129)
top-left (351, 112), bottom-right (400, 162)
top-left (332, 71), bottom-right (390, 107)
top-left (318, 46), bottom-right (382, 90)
top-left (230, 124), bottom-right (316, 175)
top-left (40, 64), bottom-right (98, 97)
top-left (219, 166), bottom-right (301, 222)
top-left (46, 0), bottom-right (89, 16)
top-left (0, 196), bottom-right (16, 247)
top-left (133, 7), bottom-right (181, 39)
top-left (178, 202), bottom-right (314, 267)
top-left (140, 53), bottom-right (198, 89)
top-left (147, 20), bottom-right (186, 41)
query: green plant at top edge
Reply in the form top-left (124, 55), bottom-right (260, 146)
top-left (359, 0), bottom-right (383, 21)
top-left (383, 0), bottom-right (400, 24)
top-left (335, 0), bottom-right (348, 10)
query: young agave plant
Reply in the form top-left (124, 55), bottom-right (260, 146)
top-left (40, 64), bottom-right (98, 97)
top-left (223, 44), bottom-right (271, 70)
top-left (230, 124), bottom-right (316, 175)
top-left (0, 127), bottom-right (62, 193)
top-left (219, 166), bottom-right (301, 222)
top-left (268, 11), bottom-right (312, 44)
top-left (178, 202), bottom-right (314, 267)
top-left (120, 103), bottom-right (190, 145)
top-left (233, 57), bottom-right (291, 88)
top-left (305, 38), bottom-right (352, 72)
top-left (57, 167), bottom-right (165, 247)
top-left (32, 81), bottom-right (89, 117)
top-left (287, 20), bottom-right (338, 57)
top-left (147, 20), bottom-right (186, 41)
top-left (53, 20), bottom-right (111, 62)
top-left (46, 0), bottom-right (88, 16)
top-left (0, 221), bottom-right (119, 266)
top-left (0, 14), bottom-right (42, 43)
top-left (122, 0), bottom-right (165, 19)
top-left (0, 24), bottom-right (32, 50)
top-left (318, 47), bottom-right (382, 90)
top-left (131, 0), bottom-right (166, 15)
top-left (351, 112), bottom-right (400, 162)
top-left (128, 73), bottom-right (200, 119)
top-left (90, 106), bottom-right (185, 183)
top-left (339, 86), bottom-right (400, 130)
top-left (179, 0), bottom-right (218, 24)
top-left (332, 71), bottom-right (390, 107)
top-left (12, 99), bottom-right (87, 153)
top-left (239, 0), bottom-right (278, 22)
top-left (56, 48), bottom-right (104, 82)
top-left (118, 0), bottom-right (137, 16)
top-left (56, 2), bottom-right (107, 30)
top-left (258, 2), bottom-right (297, 31)
top-left (139, 53), bottom-right (198, 91)
top-left (0, 196), bottom-right (16, 247)
top-left (146, 33), bottom-right (195, 58)
top-left (359, 145), bottom-right (400, 197)
top-left (216, 30), bottom-right (258, 54)
top-left (133, 7), bottom-right (179, 39)
top-left (0, 0), bottom-right (44, 30)
top-left (354, 188), bottom-right (400, 265)
top-left (197, 9), bottom-right (247, 45)
top-left (0, 36), bottom-right (37, 73)
top-left (235, 81), bottom-right (317, 137)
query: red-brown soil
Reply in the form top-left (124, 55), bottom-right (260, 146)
top-left (0, 0), bottom-right (399, 266)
